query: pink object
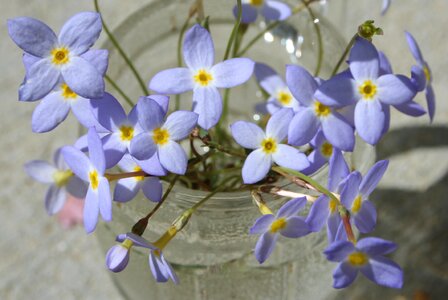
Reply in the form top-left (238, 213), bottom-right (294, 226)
top-left (57, 195), bottom-right (84, 229)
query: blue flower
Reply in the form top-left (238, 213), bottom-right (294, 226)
top-left (405, 31), bottom-right (435, 121)
top-left (302, 130), bottom-right (338, 175)
top-left (113, 154), bottom-right (162, 203)
top-left (130, 98), bottom-right (198, 174)
top-left (305, 150), bottom-right (350, 243)
top-left (316, 38), bottom-right (417, 145)
top-left (250, 197), bottom-right (309, 263)
top-left (149, 24), bottom-right (254, 129)
top-left (61, 127), bottom-right (111, 233)
top-left (254, 63), bottom-right (300, 114)
top-left (324, 237), bottom-right (403, 289)
top-left (107, 233), bottom-right (179, 284)
top-left (286, 65), bottom-right (355, 151)
top-left (233, 0), bottom-right (291, 24)
top-left (231, 108), bottom-right (309, 184)
top-left (24, 148), bottom-right (87, 215)
top-left (339, 160), bottom-right (389, 234)
top-left (8, 12), bottom-right (106, 101)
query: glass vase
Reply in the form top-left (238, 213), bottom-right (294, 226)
top-left (97, 1), bottom-right (372, 299)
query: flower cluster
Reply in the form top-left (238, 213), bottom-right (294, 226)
top-left (11, 0), bottom-right (434, 290)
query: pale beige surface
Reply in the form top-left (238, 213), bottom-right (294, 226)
top-left (0, 0), bottom-right (447, 299)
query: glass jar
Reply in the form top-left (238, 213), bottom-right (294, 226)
top-left (97, 1), bottom-right (372, 299)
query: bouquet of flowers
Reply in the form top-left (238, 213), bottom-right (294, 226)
top-left (8, 0), bottom-right (434, 291)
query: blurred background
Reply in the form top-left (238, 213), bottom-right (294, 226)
top-left (0, 0), bottom-right (447, 299)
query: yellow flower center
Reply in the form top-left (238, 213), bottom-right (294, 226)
top-left (270, 218), bottom-right (287, 233)
top-left (320, 142), bottom-right (333, 158)
top-left (314, 101), bottom-right (331, 117)
top-left (277, 91), bottom-right (292, 105)
top-left (53, 170), bottom-right (73, 187)
top-left (358, 80), bottom-right (377, 100)
top-left (51, 47), bottom-right (70, 65)
top-left (193, 69), bottom-right (213, 86)
top-left (329, 198), bottom-right (338, 213)
top-left (423, 66), bottom-right (431, 82)
top-left (153, 128), bottom-right (170, 145)
top-left (351, 195), bottom-right (362, 213)
top-left (61, 83), bottom-right (77, 99)
top-left (119, 126), bottom-right (134, 141)
top-left (261, 137), bottom-right (277, 154)
top-left (348, 252), bottom-right (368, 266)
top-left (250, 0), bottom-right (264, 6)
top-left (121, 239), bottom-right (134, 250)
top-left (133, 166), bottom-right (145, 181)
top-left (89, 170), bottom-right (99, 190)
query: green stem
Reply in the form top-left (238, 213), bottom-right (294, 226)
top-left (236, 21), bottom-right (279, 57)
top-left (94, 0), bottom-right (149, 96)
top-left (105, 75), bottom-right (134, 107)
top-left (304, 2), bottom-right (323, 77)
top-left (331, 33), bottom-right (357, 76)
top-left (272, 166), bottom-right (339, 203)
top-left (223, 0), bottom-right (242, 60)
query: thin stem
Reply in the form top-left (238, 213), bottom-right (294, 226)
top-left (223, 0), bottom-right (242, 60)
top-left (94, 0), bottom-right (149, 96)
top-left (304, 1), bottom-right (323, 77)
top-left (331, 33), bottom-right (357, 76)
top-left (105, 75), bottom-right (134, 107)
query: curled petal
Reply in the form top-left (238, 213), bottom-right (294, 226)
top-left (149, 251), bottom-right (169, 283)
top-left (305, 195), bottom-right (330, 232)
top-left (405, 31), bottom-right (424, 64)
top-left (160, 254), bottom-right (179, 284)
top-left (98, 177), bottom-right (112, 222)
top-left (19, 59), bottom-right (60, 102)
top-left (340, 171), bottom-right (362, 208)
top-left (354, 99), bottom-right (386, 145)
top-left (24, 160), bottom-right (56, 184)
top-left (45, 185), bottom-right (66, 215)
top-left (7, 17), bottom-right (57, 57)
top-left (266, 108), bottom-right (293, 142)
top-left (250, 214), bottom-right (275, 235)
top-left (272, 144), bottom-right (309, 171)
top-left (230, 121), bottom-right (265, 149)
top-left (254, 232), bottom-right (278, 264)
top-left (141, 177), bottom-right (163, 202)
top-left (59, 12), bottom-right (102, 55)
top-left (288, 108), bottom-right (320, 146)
top-left (377, 74), bottom-right (416, 105)
top-left (113, 178), bottom-right (140, 203)
top-left (285, 64), bottom-right (317, 106)
top-left (328, 149), bottom-right (349, 192)
top-left (193, 86), bottom-right (222, 130)
top-left (356, 237), bottom-right (397, 256)
top-left (360, 160), bottom-right (389, 197)
top-left (333, 262), bottom-right (358, 289)
top-left (281, 216), bottom-right (309, 238)
top-left (88, 127), bottom-right (106, 174)
top-left (164, 111), bottom-right (198, 141)
top-left (149, 68), bottom-right (194, 94)
top-left (277, 197), bottom-right (307, 218)
top-left (61, 146), bottom-right (91, 181)
top-left (353, 200), bottom-right (377, 233)
top-left (158, 141), bottom-right (188, 175)
top-left (32, 92), bottom-right (70, 133)
top-left (394, 100), bottom-right (426, 117)
top-left (361, 256), bottom-right (403, 289)
top-left (426, 84), bottom-right (435, 122)
top-left (349, 38), bottom-right (379, 80)
top-left (183, 24), bottom-right (214, 69)
top-left (410, 65), bottom-right (426, 92)
top-left (212, 58), bottom-right (254, 88)
top-left (84, 186), bottom-right (99, 233)
top-left (62, 56), bottom-right (104, 99)
top-left (321, 112), bottom-right (355, 152)
top-left (324, 240), bottom-right (354, 262)
top-left (106, 244), bottom-right (130, 273)
top-left (242, 149), bottom-right (272, 184)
